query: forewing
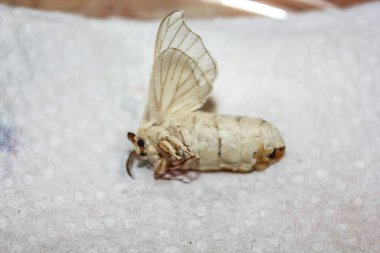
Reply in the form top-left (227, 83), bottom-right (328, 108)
top-left (143, 10), bottom-right (217, 122)
top-left (144, 48), bottom-right (212, 122)
top-left (154, 10), bottom-right (217, 88)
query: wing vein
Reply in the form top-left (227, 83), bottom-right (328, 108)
top-left (167, 24), bottom-right (184, 49)
top-left (161, 54), bottom-right (189, 115)
top-left (177, 30), bottom-right (190, 48)
top-left (168, 16), bottom-right (182, 29)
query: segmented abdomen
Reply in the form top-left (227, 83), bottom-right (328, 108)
top-left (166, 111), bottom-right (285, 172)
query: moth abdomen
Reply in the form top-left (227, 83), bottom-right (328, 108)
top-left (162, 111), bottom-right (285, 172)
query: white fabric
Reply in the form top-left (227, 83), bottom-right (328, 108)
top-left (1, 3), bottom-right (380, 252)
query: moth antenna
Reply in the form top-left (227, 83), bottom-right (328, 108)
top-left (127, 132), bottom-right (136, 144)
top-left (126, 151), bottom-right (138, 179)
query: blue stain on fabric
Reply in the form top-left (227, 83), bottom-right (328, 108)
top-left (0, 122), bottom-right (16, 153)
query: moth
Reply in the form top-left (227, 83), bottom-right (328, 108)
top-left (127, 10), bottom-right (285, 181)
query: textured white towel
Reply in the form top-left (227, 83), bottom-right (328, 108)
top-left (0, 3), bottom-right (379, 252)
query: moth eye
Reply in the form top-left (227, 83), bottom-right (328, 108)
top-left (137, 139), bottom-right (145, 147)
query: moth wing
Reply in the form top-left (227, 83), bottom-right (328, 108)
top-left (153, 10), bottom-right (217, 85)
top-left (143, 10), bottom-right (217, 122)
top-left (144, 48), bottom-right (213, 122)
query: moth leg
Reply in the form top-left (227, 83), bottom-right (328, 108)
top-left (157, 129), bottom-right (196, 160)
top-left (154, 159), bottom-right (168, 176)
top-left (165, 136), bottom-right (196, 159)
top-left (164, 135), bottom-right (200, 170)
top-left (154, 158), bottom-right (180, 180)
top-left (158, 140), bottom-right (182, 160)
top-left (176, 126), bottom-right (199, 159)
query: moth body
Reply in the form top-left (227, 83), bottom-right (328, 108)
top-left (136, 111), bottom-right (285, 174)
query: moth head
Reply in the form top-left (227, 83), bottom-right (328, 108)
top-left (127, 132), bottom-right (147, 156)
top-left (126, 132), bottom-right (150, 179)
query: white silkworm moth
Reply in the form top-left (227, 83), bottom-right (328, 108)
top-left (127, 10), bottom-right (285, 182)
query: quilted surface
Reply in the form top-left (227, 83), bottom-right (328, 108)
top-left (1, 3), bottom-right (379, 252)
